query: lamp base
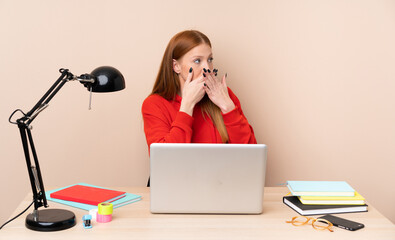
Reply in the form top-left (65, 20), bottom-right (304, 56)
top-left (26, 209), bottom-right (76, 231)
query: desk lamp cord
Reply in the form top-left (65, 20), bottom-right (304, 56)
top-left (0, 200), bottom-right (34, 230)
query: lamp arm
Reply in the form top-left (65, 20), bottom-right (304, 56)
top-left (24, 69), bottom-right (73, 121)
top-left (12, 68), bottom-right (78, 211)
top-left (17, 125), bottom-right (48, 210)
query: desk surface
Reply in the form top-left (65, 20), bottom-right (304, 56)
top-left (2, 187), bottom-right (394, 240)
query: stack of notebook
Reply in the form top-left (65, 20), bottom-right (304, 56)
top-left (283, 181), bottom-right (368, 216)
top-left (46, 183), bottom-right (142, 211)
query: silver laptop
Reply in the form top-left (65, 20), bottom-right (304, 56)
top-left (150, 143), bottom-right (267, 214)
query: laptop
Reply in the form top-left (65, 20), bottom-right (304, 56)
top-left (150, 143), bottom-right (267, 214)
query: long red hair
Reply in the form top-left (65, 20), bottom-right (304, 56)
top-left (151, 30), bottom-right (229, 143)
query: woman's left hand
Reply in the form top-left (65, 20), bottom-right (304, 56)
top-left (203, 69), bottom-right (236, 114)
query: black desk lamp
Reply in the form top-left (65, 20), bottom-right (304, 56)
top-left (8, 66), bottom-right (125, 231)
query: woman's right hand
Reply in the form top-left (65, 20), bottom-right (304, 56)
top-left (180, 67), bottom-right (205, 116)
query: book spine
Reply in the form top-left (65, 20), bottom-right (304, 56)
top-left (50, 194), bottom-right (99, 206)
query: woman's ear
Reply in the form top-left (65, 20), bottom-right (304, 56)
top-left (173, 59), bottom-right (181, 74)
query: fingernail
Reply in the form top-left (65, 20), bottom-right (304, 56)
top-left (215, 73), bottom-right (217, 76)
top-left (203, 73), bottom-right (206, 77)
top-left (225, 73), bottom-right (227, 78)
top-left (214, 69), bottom-right (218, 73)
top-left (208, 69), bottom-right (211, 73)
top-left (203, 68), bottom-right (207, 73)
top-left (189, 67), bottom-right (193, 73)
top-left (204, 83), bottom-right (207, 87)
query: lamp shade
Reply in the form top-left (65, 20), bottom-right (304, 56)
top-left (90, 66), bottom-right (125, 92)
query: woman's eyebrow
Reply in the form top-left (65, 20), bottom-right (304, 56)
top-left (191, 54), bottom-right (213, 58)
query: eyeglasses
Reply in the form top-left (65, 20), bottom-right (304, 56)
top-left (286, 216), bottom-right (334, 232)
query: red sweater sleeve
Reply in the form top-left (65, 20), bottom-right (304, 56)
top-left (222, 88), bottom-right (257, 144)
top-left (142, 95), bottom-right (194, 149)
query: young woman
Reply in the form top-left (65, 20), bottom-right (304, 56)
top-left (142, 30), bottom-right (256, 151)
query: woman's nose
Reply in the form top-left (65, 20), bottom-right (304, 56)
top-left (201, 62), bottom-right (210, 71)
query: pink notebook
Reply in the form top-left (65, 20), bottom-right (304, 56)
top-left (50, 184), bottom-right (126, 206)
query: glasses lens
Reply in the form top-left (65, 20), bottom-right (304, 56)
top-left (313, 219), bottom-right (331, 230)
top-left (292, 216), bottom-right (309, 226)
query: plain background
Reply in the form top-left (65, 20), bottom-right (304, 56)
top-left (0, 0), bottom-right (394, 225)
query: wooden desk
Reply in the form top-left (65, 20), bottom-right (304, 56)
top-left (2, 187), bottom-right (394, 239)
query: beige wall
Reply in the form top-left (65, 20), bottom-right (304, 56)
top-left (1, 0), bottom-right (394, 225)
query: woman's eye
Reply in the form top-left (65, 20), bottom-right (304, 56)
top-left (194, 59), bottom-right (200, 64)
top-left (208, 57), bottom-right (214, 63)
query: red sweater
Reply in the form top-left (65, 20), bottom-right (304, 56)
top-left (142, 88), bottom-right (257, 151)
